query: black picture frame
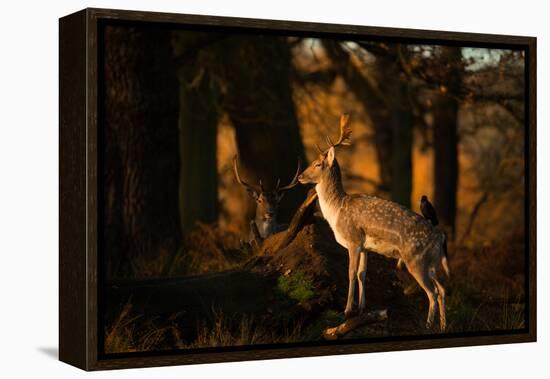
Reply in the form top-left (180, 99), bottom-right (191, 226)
top-left (59, 7), bottom-right (536, 371)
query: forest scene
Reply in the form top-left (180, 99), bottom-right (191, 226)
top-left (101, 22), bottom-right (526, 354)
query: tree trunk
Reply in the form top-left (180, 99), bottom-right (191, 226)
top-left (322, 41), bottom-right (412, 205)
top-left (103, 25), bottom-right (181, 277)
top-left (387, 48), bottom-right (413, 208)
top-left (322, 41), bottom-right (391, 191)
top-left (433, 47), bottom-right (462, 237)
top-left (390, 100), bottom-right (413, 207)
top-left (173, 32), bottom-right (221, 234)
top-left (216, 36), bottom-right (307, 224)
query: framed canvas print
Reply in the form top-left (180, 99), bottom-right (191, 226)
top-left (59, 8), bottom-right (536, 371)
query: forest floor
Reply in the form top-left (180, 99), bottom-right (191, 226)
top-left (103, 217), bottom-right (526, 354)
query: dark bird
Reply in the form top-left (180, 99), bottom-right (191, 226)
top-left (420, 195), bottom-right (439, 226)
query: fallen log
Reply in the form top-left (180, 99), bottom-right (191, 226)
top-left (272, 188), bottom-right (318, 251)
top-left (322, 309), bottom-right (388, 340)
top-left (104, 270), bottom-right (275, 323)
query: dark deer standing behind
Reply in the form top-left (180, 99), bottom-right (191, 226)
top-left (298, 115), bottom-right (450, 331)
top-left (233, 157), bottom-right (301, 244)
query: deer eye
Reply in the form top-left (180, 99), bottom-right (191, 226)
top-left (314, 162), bottom-right (322, 168)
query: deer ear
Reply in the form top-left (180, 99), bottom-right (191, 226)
top-left (247, 188), bottom-right (259, 200)
top-left (326, 146), bottom-right (335, 167)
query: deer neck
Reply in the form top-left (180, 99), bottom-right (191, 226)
top-left (255, 211), bottom-right (275, 238)
top-left (316, 160), bottom-right (346, 230)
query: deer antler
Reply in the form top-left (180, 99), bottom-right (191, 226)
top-left (233, 156), bottom-right (261, 193)
top-left (325, 114), bottom-right (352, 149)
top-left (276, 158), bottom-right (302, 192)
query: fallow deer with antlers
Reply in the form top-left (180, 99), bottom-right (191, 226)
top-left (233, 157), bottom-right (302, 244)
top-left (298, 115), bottom-right (450, 331)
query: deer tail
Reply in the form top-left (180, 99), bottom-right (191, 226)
top-left (441, 233), bottom-right (450, 278)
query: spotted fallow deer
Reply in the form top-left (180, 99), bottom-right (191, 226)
top-left (233, 156), bottom-right (302, 243)
top-left (298, 115), bottom-right (450, 331)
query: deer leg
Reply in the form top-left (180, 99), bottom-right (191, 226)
top-left (357, 251), bottom-right (368, 314)
top-left (407, 263), bottom-right (439, 330)
top-left (396, 259), bottom-right (404, 270)
top-left (344, 245), bottom-right (361, 319)
top-left (433, 278), bottom-right (446, 331)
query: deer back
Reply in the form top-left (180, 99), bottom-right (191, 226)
top-left (336, 194), bottom-right (436, 258)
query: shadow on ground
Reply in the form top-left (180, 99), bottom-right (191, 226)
top-left (37, 347), bottom-right (58, 359)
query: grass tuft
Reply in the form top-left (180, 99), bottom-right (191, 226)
top-left (277, 270), bottom-right (316, 306)
top-left (105, 304), bottom-right (302, 353)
